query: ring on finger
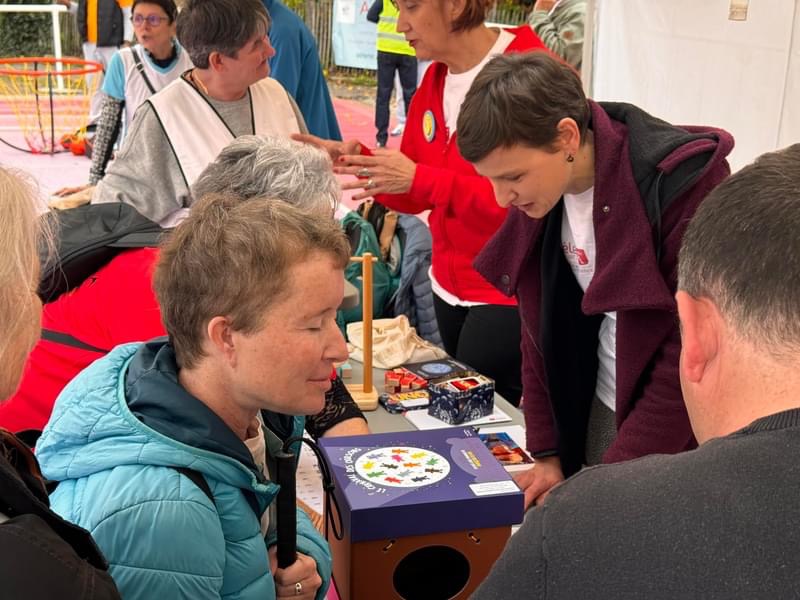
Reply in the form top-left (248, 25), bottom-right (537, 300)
top-left (366, 178), bottom-right (375, 190)
top-left (357, 167), bottom-right (371, 178)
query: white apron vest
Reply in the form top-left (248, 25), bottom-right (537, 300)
top-left (147, 77), bottom-right (301, 188)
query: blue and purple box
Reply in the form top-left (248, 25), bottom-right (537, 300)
top-left (318, 427), bottom-right (523, 599)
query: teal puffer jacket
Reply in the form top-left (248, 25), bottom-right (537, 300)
top-left (36, 342), bottom-right (331, 600)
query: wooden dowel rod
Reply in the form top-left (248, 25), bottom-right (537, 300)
top-left (361, 252), bottom-right (373, 392)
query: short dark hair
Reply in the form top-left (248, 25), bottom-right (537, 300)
top-left (450, 0), bottom-right (493, 33)
top-left (176, 0), bottom-right (270, 69)
top-left (132, 0), bottom-right (178, 23)
top-left (457, 52), bottom-right (590, 163)
top-left (678, 144), bottom-right (800, 355)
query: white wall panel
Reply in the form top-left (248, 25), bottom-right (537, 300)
top-left (591, 0), bottom-right (797, 170)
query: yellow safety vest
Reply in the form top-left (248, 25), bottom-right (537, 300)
top-left (376, 3), bottom-right (415, 56)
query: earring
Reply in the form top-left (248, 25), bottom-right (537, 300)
top-left (566, 154), bottom-right (575, 163)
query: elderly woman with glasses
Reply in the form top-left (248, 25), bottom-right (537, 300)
top-left (88, 0), bottom-right (193, 184)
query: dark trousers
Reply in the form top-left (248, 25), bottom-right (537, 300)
top-left (433, 294), bottom-right (523, 407)
top-left (375, 50), bottom-right (417, 145)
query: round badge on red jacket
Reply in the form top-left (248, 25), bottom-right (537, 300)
top-left (422, 110), bottom-right (435, 142)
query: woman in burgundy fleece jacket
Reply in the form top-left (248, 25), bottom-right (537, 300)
top-left (458, 52), bottom-right (734, 509)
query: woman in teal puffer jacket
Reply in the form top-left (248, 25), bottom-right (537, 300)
top-left (37, 194), bottom-right (351, 600)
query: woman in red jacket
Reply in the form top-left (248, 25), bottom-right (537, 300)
top-left (299, 0), bottom-right (548, 405)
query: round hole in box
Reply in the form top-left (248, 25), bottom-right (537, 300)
top-left (393, 545), bottom-right (470, 599)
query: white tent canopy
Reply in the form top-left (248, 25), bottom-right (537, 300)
top-left (588, 0), bottom-right (799, 171)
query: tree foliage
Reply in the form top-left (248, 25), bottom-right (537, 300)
top-left (0, 0), bottom-right (54, 57)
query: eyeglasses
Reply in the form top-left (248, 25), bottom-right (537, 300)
top-left (131, 14), bottom-right (169, 27)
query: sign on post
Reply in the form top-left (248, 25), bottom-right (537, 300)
top-left (331, 0), bottom-right (378, 70)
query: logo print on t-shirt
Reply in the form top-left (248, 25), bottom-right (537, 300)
top-left (563, 242), bottom-right (589, 266)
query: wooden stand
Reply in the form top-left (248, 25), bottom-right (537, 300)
top-left (346, 252), bottom-right (379, 410)
top-left (328, 525), bottom-right (512, 600)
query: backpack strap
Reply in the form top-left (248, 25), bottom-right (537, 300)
top-left (173, 467), bottom-right (216, 508)
top-left (22, 436), bottom-right (256, 521)
top-left (172, 466), bottom-right (261, 521)
top-left (15, 437), bottom-right (223, 516)
top-left (131, 47), bottom-right (157, 95)
top-left (40, 329), bottom-right (110, 354)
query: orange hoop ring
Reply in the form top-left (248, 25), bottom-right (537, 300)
top-left (0, 57), bottom-right (103, 154)
top-left (0, 56), bottom-right (103, 77)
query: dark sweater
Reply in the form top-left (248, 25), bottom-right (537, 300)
top-left (472, 408), bottom-right (800, 599)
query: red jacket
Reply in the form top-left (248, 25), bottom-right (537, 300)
top-left (0, 248), bottom-right (164, 432)
top-left (475, 101), bottom-right (734, 476)
top-left (375, 26), bottom-right (547, 305)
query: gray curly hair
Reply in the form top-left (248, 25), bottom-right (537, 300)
top-left (191, 135), bottom-right (340, 215)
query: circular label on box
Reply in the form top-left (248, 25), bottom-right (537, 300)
top-left (419, 362), bottom-right (453, 376)
top-left (355, 447), bottom-right (450, 488)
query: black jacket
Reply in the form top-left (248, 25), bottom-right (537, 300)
top-left (0, 433), bottom-right (121, 599)
top-left (77, 0), bottom-right (124, 47)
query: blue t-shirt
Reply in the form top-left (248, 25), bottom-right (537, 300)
top-left (263, 0), bottom-right (342, 140)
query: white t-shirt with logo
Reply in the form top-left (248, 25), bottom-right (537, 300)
top-left (561, 188), bottom-right (617, 412)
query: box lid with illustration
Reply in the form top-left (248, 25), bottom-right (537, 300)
top-left (401, 358), bottom-right (471, 381)
top-left (317, 427), bottom-right (524, 542)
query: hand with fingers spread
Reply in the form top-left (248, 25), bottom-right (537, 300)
top-left (269, 549), bottom-right (322, 600)
top-left (333, 148), bottom-right (417, 201)
top-left (292, 133), bottom-right (362, 164)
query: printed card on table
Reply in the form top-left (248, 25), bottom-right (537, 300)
top-left (478, 430), bottom-right (534, 472)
